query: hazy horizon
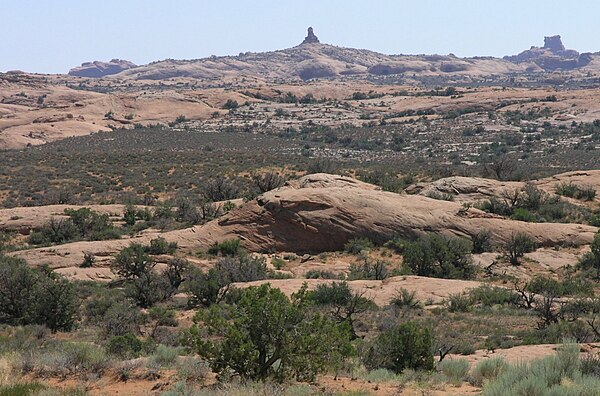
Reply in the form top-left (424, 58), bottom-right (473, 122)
top-left (2, 0), bottom-right (600, 74)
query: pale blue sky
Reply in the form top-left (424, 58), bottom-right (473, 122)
top-left (2, 0), bottom-right (599, 74)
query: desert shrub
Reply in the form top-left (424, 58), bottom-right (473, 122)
top-left (33, 342), bottom-right (111, 377)
top-left (90, 300), bottom-right (145, 338)
top-left (252, 172), bottom-right (286, 193)
top-left (207, 239), bottom-right (242, 256)
top-left (163, 258), bottom-right (189, 292)
top-left (445, 293), bottom-right (472, 313)
top-left (28, 218), bottom-right (79, 245)
top-left (111, 243), bottom-right (173, 307)
top-left (64, 208), bottom-right (121, 240)
top-left (223, 99), bottom-right (239, 109)
top-left (112, 243), bottom-right (155, 280)
top-left (309, 281), bottom-right (373, 338)
top-left (578, 231), bottom-right (600, 276)
top-left (481, 343), bottom-right (600, 395)
top-left (0, 257), bottom-right (79, 331)
top-left (438, 358), bottom-right (470, 386)
top-left (0, 382), bottom-right (46, 396)
top-left (201, 176), bottom-right (240, 202)
top-left (176, 356), bottom-right (210, 382)
top-left (184, 255), bottom-right (267, 307)
top-left (556, 182), bottom-right (597, 201)
top-left (503, 232), bottom-right (536, 265)
top-left (469, 285), bottom-right (520, 307)
top-left (358, 368), bottom-right (402, 383)
top-left (344, 238), bottom-right (374, 254)
top-left (362, 321), bottom-right (434, 373)
top-left (426, 191), bottom-right (455, 201)
top-left (106, 333), bottom-right (143, 358)
top-left (390, 288), bottom-right (421, 309)
top-left (146, 237), bottom-right (178, 255)
top-left (271, 257), bottom-right (285, 270)
top-left (402, 234), bottom-right (476, 279)
top-left (348, 257), bottom-right (389, 280)
top-left (477, 197), bottom-right (512, 217)
top-left (472, 229), bottom-right (493, 253)
top-left (147, 345), bottom-right (180, 369)
top-left (307, 157), bottom-right (337, 174)
top-left (556, 182), bottom-right (579, 198)
top-left (80, 252), bottom-right (95, 268)
top-left (186, 284), bottom-right (353, 382)
top-left (33, 270), bottom-right (80, 332)
top-left (510, 207), bottom-right (536, 222)
top-left (580, 353), bottom-right (600, 377)
top-left (304, 269), bottom-right (339, 279)
top-left (470, 357), bottom-right (509, 387)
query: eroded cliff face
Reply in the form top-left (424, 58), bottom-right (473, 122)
top-left (68, 59), bottom-right (137, 77)
top-left (504, 35), bottom-right (592, 71)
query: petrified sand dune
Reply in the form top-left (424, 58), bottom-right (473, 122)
top-left (11, 173), bottom-right (597, 270)
top-left (408, 170), bottom-right (600, 205)
top-left (204, 173), bottom-right (596, 253)
top-left (0, 204), bottom-right (133, 232)
top-left (232, 275), bottom-right (483, 306)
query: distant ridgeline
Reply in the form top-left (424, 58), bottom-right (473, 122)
top-left (66, 30), bottom-right (598, 80)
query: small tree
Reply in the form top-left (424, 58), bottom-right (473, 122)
top-left (112, 243), bottom-right (155, 280)
top-left (578, 231), bottom-right (600, 277)
top-left (187, 284), bottom-right (353, 382)
top-left (310, 281), bottom-right (373, 339)
top-left (403, 234), bottom-right (476, 279)
top-left (252, 172), bottom-right (286, 193)
top-left (0, 257), bottom-right (79, 331)
top-left (223, 99), bottom-right (239, 110)
top-left (363, 321), bottom-right (434, 373)
top-left (504, 233), bottom-right (536, 265)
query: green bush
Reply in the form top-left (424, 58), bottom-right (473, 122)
top-left (146, 237), bottom-right (178, 255)
top-left (503, 233), bottom-right (536, 265)
top-left (187, 284), bottom-right (353, 382)
top-left (304, 269), bottom-right (339, 279)
top-left (511, 208), bottom-right (536, 222)
top-left (207, 239), bottom-right (242, 256)
top-left (556, 182), bottom-right (597, 201)
top-left (362, 321), bottom-right (434, 373)
top-left (470, 357), bottom-right (509, 387)
top-left (348, 258), bottom-right (389, 280)
top-left (482, 343), bottom-right (598, 395)
top-left (445, 293), bottom-right (472, 312)
top-left (0, 257), bottom-right (79, 331)
top-left (106, 333), bottom-right (143, 358)
top-left (469, 285), bottom-right (520, 307)
top-left (147, 344), bottom-right (180, 368)
top-left (344, 238), bottom-right (374, 254)
top-left (438, 358), bottom-right (470, 386)
top-left (472, 229), bottom-right (493, 253)
top-left (578, 231), bottom-right (600, 276)
top-left (390, 288), bottom-right (421, 309)
top-left (402, 234), bottom-right (476, 279)
top-left (184, 255), bottom-right (267, 307)
top-left (0, 382), bottom-right (46, 396)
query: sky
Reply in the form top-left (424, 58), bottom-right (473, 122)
top-left (2, 0), bottom-right (600, 74)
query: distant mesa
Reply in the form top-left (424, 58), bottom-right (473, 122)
top-left (68, 59), bottom-right (137, 78)
top-left (301, 27), bottom-right (320, 45)
top-left (504, 35), bottom-right (591, 71)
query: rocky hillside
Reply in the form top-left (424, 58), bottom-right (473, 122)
top-left (65, 29), bottom-right (600, 82)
